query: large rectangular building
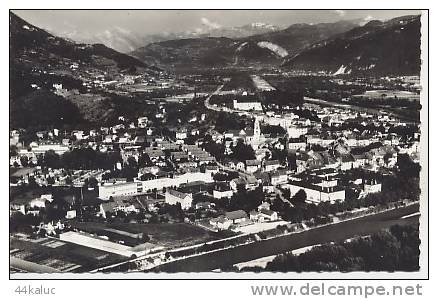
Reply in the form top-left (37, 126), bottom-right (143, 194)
top-left (233, 99), bottom-right (263, 111)
top-left (98, 171), bottom-right (214, 200)
top-left (285, 181), bottom-right (345, 204)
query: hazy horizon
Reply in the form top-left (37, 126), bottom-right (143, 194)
top-left (12, 10), bottom-right (421, 52)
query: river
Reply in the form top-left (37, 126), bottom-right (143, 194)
top-left (152, 204), bottom-right (419, 272)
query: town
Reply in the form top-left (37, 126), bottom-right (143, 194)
top-left (9, 10), bottom-right (422, 274)
top-left (10, 69), bottom-right (421, 272)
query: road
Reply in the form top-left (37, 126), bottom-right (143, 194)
top-left (152, 203), bottom-right (419, 272)
top-left (204, 84), bottom-right (259, 117)
top-left (204, 84), bottom-right (225, 112)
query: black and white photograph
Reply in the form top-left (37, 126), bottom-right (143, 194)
top-left (8, 6), bottom-right (428, 285)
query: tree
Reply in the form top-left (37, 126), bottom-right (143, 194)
top-left (65, 176), bottom-right (73, 185)
top-left (215, 111), bottom-right (245, 133)
top-left (271, 196), bottom-right (286, 212)
top-left (203, 141), bottom-right (225, 161)
top-left (290, 189), bottom-right (306, 205)
top-left (37, 228), bottom-right (47, 237)
top-left (10, 213), bottom-right (42, 233)
top-left (286, 151), bottom-right (297, 171)
top-left (120, 166), bottom-right (138, 182)
top-left (86, 177), bottom-right (98, 189)
top-left (42, 150), bottom-right (60, 169)
top-left (10, 145), bottom-right (18, 156)
top-left (47, 176), bottom-right (55, 185)
top-left (20, 156), bottom-right (29, 167)
top-left (262, 125), bottom-right (286, 137)
top-left (230, 140), bottom-right (255, 162)
top-left (396, 154), bottom-right (420, 178)
top-left (127, 156), bottom-right (138, 168)
top-left (228, 187), bottom-right (264, 212)
top-left (10, 89), bottom-right (81, 128)
top-left (262, 225), bottom-right (419, 273)
top-left (213, 172), bottom-right (228, 182)
top-left (138, 154), bottom-right (152, 168)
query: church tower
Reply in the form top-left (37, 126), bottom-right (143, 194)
top-left (250, 117), bottom-right (263, 150)
top-left (254, 117), bottom-right (261, 140)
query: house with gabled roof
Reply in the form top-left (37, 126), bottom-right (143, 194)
top-left (225, 210), bottom-right (248, 224)
top-left (99, 196), bottom-right (142, 218)
top-left (165, 189), bottom-right (193, 210)
top-left (340, 154), bottom-right (355, 171)
top-left (270, 169), bottom-right (288, 185)
top-left (250, 209), bottom-right (279, 222)
top-left (246, 159), bottom-right (261, 173)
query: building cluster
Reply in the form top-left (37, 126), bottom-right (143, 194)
top-left (10, 71), bottom-right (421, 236)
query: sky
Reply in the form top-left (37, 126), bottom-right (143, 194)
top-left (12, 10), bottom-right (421, 52)
top-left (13, 10), bottom-right (420, 35)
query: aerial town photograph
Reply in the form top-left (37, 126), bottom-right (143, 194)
top-left (9, 9), bottom-right (425, 276)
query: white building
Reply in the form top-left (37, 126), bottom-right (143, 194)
top-left (246, 159), bottom-right (261, 173)
top-left (213, 186), bottom-right (234, 199)
top-left (286, 181), bottom-right (345, 204)
top-left (176, 129), bottom-right (188, 140)
top-left (98, 171), bottom-right (214, 200)
top-left (233, 99), bottom-right (263, 111)
top-left (250, 209), bottom-right (279, 222)
top-left (31, 143), bottom-right (70, 156)
top-left (98, 182), bottom-right (142, 199)
top-left (363, 180), bottom-right (382, 195)
top-left (165, 189), bottom-right (193, 210)
top-left (287, 126), bottom-right (308, 138)
top-left (138, 117), bottom-right (149, 128)
top-left (59, 231), bottom-right (147, 257)
top-left (270, 170), bottom-right (288, 185)
top-left (288, 138), bottom-right (307, 151)
top-left (210, 216), bottom-right (232, 230)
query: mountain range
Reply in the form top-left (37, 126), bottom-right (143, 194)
top-left (10, 12), bottom-right (157, 128)
top-left (130, 20), bottom-right (362, 69)
top-left (130, 15), bottom-right (421, 75)
top-left (55, 22), bottom-right (284, 53)
top-left (11, 12), bottom-right (421, 77)
top-left (9, 12), bottom-right (422, 129)
top-left (10, 12), bottom-right (155, 84)
top-left (283, 15), bottom-right (421, 75)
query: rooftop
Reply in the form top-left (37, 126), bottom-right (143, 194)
top-left (166, 188), bottom-right (192, 199)
top-left (225, 210), bottom-right (248, 220)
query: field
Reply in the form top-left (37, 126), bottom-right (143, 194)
top-left (353, 90), bottom-right (420, 101)
top-left (10, 235), bottom-right (127, 273)
top-left (69, 221), bottom-right (216, 248)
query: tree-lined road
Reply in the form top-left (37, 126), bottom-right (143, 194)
top-left (204, 84), bottom-right (225, 112)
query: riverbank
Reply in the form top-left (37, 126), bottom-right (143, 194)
top-left (152, 202), bottom-right (419, 272)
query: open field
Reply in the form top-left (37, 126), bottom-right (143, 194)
top-left (353, 90), bottom-right (420, 101)
top-left (69, 221), bottom-right (217, 248)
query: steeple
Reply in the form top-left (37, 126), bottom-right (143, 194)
top-left (254, 117), bottom-right (260, 139)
